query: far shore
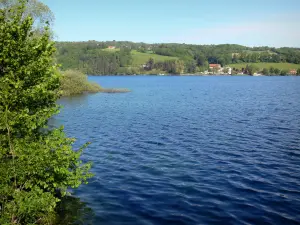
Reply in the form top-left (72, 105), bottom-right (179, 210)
top-left (87, 74), bottom-right (296, 77)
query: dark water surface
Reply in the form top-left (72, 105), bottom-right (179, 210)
top-left (57, 76), bottom-right (300, 225)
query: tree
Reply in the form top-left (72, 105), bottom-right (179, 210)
top-left (0, 2), bottom-right (92, 224)
top-left (232, 54), bottom-right (239, 63)
top-left (146, 57), bottom-right (154, 70)
top-left (223, 67), bottom-right (229, 74)
top-left (174, 60), bottom-right (185, 74)
top-left (245, 64), bottom-right (258, 75)
top-left (0, 0), bottom-right (54, 27)
top-left (280, 70), bottom-right (288, 76)
top-left (262, 68), bottom-right (269, 75)
top-left (269, 66), bottom-right (275, 75)
top-left (185, 60), bottom-right (197, 73)
top-left (297, 68), bottom-right (300, 75)
top-left (195, 53), bottom-right (206, 66)
top-left (274, 68), bottom-right (280, 75)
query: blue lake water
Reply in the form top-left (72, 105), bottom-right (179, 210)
top-left (57, 76), bottom-right (300, 225)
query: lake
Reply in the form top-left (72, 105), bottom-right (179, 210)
top-left (57, 76), bottom-right (300, 225)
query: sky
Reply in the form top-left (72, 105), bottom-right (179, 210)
top-left (41, 0), bottom-right (300, 47)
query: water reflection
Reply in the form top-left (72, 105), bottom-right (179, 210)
top-left (59, 94), bottom-right (90, 106)
top-left (53, 95), bottom-right (95, 224)
top-left (55, 196), bottom-right (95, 225)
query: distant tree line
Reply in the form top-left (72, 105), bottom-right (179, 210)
top-left (144, 58), bottom-right (185, 74)
top-left (231, 65), bottom-right (300, 76)
top-left (55, 41), bottom-right (300, 75)
top-left (56, 42), bottom-right (132, 75)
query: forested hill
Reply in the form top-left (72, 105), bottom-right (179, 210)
top-left (55, 41), bottom-right (300, 75)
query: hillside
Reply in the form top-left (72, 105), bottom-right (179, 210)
top-left (228, 63), bottom-right (300, 70)
top-left (102, 48), bottom-right (178, 65)
top-left (131, 50), bottom-right (178, 66)
top-left (55, 41), bottom-right (300, 75)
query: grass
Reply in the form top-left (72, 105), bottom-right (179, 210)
top-left (102, 48), bottom-right (120, 52)
top-left (242, 50), bottom-right (277, 55)
top-left (228, 63), bottom-right (300, 70)
top-left (102, 48), bottom-right (178, 66)
top-left (131, 50), bottom-right (178, 66)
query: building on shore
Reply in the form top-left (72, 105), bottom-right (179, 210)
top-left (289, 69), bottom-right (297, 75)
top-left (209, 64), bottom-right (221, 70)
top-left (209, 64), bottom-right (222, 73)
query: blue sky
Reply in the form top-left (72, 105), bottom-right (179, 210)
top-left (41, 0), bottom-right (300, 47)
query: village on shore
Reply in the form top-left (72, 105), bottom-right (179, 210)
top-left (197, 64), bottom-right (299, 76)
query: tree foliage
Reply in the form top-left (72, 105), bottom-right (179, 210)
top-left (152, 59), bottom-right (185, 74)
top-left (0, 2), bottom-right (92, 224)
top-left (262, 68), bottom-right (269, 75)
top-left (56, 42), bottom-right (132, 75)
top-left (60, 70), bottom-right (102, 96)
top-left (245, 64), bottom-right (259, 75)
top-left (0, 0), bottom-right (54, 27)
top-left (56, 41), bottom-right (300, 75)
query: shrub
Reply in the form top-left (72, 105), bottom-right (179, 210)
top-left (60, 70), bottom-right (102, 96)
top-left (262, 68), bottom-right (269, 75)
top-left (280, 70), bottom-right (288, 76)
top-left (0, 2), bottom-right (93, 224)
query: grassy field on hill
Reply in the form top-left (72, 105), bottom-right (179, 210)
top-left (102, 48), bottom-right (121, 52)
top-left (102, 48), bottom-right (178, 66)
top-left (131, 50), bottom-right (178, 66)
top-left (243, 50), bottom-right (277, 55)
top-left (228, 63), bottom-right (300, 70)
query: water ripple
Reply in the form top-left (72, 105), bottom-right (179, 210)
top-left (57, 76), bottom-right (300, 225)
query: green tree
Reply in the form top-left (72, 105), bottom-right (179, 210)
top-left (223, 67), bottom-right (229, 74)
top-left (0, 0), bottom-right (54, 27)
top-left (297, 68), bottom-right (300, 75)
top-left (146, 57), bottom-right (154, 70)
top-left (262, 68), bottom-right (269, 75)
top-left (269, 66), bottom-right (275, 75)
top-left (280, 70), bottom-right (288, 76)
top-left (232, 54), bottom-right (239, 63)
top-left (174, 60), bottom-right (185, 74)
top-left (185, 60), bottom-right (197, 73)
top-left (274, 68), bottom-right (280, 75)
top-left (0, 2), bottom-right (92, 224)
top-left (245, 64), bottom-right (258, 75)
top-left (195, 53), bottom-right (206, 66)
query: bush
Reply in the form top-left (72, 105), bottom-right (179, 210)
top-left (60, 70), bottom-right (102, 96)
top-left (262, 68), bottom-right (269, 75)
top-left (245, 64), bottom-right (259, 75)
top-left (117, 67), bottom-right (141, 75)
top-left (280, 70), bottom-right (288, 76)
top-left (0, 2), bottom-right (93, 224)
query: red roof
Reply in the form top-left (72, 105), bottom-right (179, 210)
top-left (209, 64), bottom-right (221, 68)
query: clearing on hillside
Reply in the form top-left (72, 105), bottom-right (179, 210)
top-left (131, 50), bottom-right (178, 66)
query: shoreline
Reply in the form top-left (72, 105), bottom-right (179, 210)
top-left (87, 74), bottom-right (300, 77)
